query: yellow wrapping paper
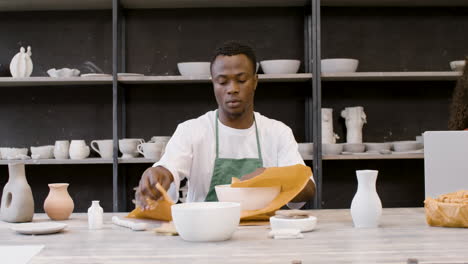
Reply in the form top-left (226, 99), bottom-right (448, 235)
top-left (127, 183), bottom-right (174, 222)
top-left (232, 164), bottom-right (312, 221)
top-left (424, 190), bottom-right (468, 228)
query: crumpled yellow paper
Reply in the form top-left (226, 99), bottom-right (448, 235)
top-left (127, 183), bottom-right (174, 222)
top-left (424, 190), bottom-right (468, 228)
top-left (232, 164), bottom-right (312, 221)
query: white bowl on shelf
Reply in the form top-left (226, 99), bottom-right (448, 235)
top-left (321, 58), bottom-right (359, 73)
top-left (47, 68), bottom-right (80, 78)
top-left (171, 202), bottom-right (240, 242)
top-left (450, 60), bottom-right (466, 71)
top-left (215, 184), bottom-right (280, 211)
top-left (392, 141), bottom-right (423, 152)
top-left (30, 145), bottom-right (55, 159)
top-left (364, 142), bottom-right (392, 152)
top-left (298, 143), bottom-right (314, 156)
top-left (343, 143), bottom-right (366, 153)
top-left (177, 62), bottom-right (211, 76)
top-left (322, 143), bottom-right (343, 155)
top-left (260, 60), bottom-right (301, 74)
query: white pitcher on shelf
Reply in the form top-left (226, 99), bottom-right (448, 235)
top-left (69, 140), bottom-right (90, 160)
top-left (10, 46), bottom-right (33, 78)
top-left (341, 106), bottom-right (367, 144)
top-left (321, 108), bottom-right (339, 144)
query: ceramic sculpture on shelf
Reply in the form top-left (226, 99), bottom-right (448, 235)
top-left (9, 46), bottom-right (33, 78)
top-left (0, 163), bottom-right (34, 223)
top-left (321, 108), bottom-right (339, 144)
top-left (341, 106), bottom-right (367, 144)
top-left (350, 170), bottom-right (382, 228)
top-left (44, 183), bottom-right (74, 220)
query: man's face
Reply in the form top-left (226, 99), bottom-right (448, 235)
top-left (211, 54), bottom-right (258, 118)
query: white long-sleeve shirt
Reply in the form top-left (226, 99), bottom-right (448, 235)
top-left (154, 110), bottom-right (310, 202)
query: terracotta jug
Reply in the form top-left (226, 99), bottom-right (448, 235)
top-left (0, 163), bottom-right (34, 223)
top-left (44, 183), bottom-right (74, 220)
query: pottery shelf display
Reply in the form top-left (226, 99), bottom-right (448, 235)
top-left (0, 163), bottom-right (34, 223)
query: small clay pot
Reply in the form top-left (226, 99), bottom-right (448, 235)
top-left (44, 183), bottom-right (74, 220)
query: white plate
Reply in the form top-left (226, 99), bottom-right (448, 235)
top-left (118, 73), bottom-right (144, 77)
top-left (10, 222), bottom-right (67, 235)
top-left (81, 73), bottom-right (111, 77)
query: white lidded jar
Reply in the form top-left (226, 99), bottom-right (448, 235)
top-left (350, 170), bottom-right (382, 228)
top-left (88, 200), bottom-right (104, 229)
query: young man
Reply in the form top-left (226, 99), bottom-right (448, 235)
top-left (136, 41), bottom-right (315, 209)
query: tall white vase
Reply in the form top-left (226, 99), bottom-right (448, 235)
top-left (0, 163), bottom-right (34, 223)
top-left (341, 106), bottom-right (367, 143)
top-left (350, 170), bottom-right (382, 228)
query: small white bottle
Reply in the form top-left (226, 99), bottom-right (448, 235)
top-left (88, 200), bottom-right (103, 229)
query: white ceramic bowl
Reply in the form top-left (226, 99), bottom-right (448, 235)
top-left (298, 143), bottom-right (314, 156)
top-left (177, 62), bottom-right (211, 76)
top-left (1, 147), bottom-right (28, 159)
top-left (30, 145), bottom-right (55, 159)
top-left (260, 60), bottom-right (301, 74)
top-left (364, 142), bottom-right (392, 152)
top-left (343, 143), bottom-right (366, 153)
top-left (321, 58), bottom-right (359, 73)
top-left (392, 141), bottom-right (423, 152)
top-left (171, 202), bottom-right (241, 242)
top-left (270, 215), bottom-right (317, 232)
top-left (47, 68), bottom-right (80, 78)
top-left (215, 184), bottom-right (280, 211)
top-left (322, 143), bottom-right (343, 155)
top-left (450, 60), bottom-right (466, 71)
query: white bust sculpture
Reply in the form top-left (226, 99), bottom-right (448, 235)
top-left (322, 108), bottom-right (339, 144)
top-left (10, 46), bottom-right (33, 78)
top-left (341, 106), bottom-right (367, 144)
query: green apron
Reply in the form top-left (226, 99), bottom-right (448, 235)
top-left (205, 111), bottom-right (263, 202)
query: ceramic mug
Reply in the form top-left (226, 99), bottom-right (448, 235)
top-left (149, 136), bottom-right (171, 155)
top-left (119, 138), bottom-right (145, 159)
top-left (91, 139), bottom-right (113, 159)
top-left (54, 140), bottom-right (70, 159)
top-left (137, 142), bottom-right (163, 160)
top-left (69, 140), bottom-right (90, 160)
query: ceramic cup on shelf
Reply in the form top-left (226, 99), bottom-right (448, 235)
top-left (137, 142), bottom-right (163, 160)
top-left (149, 136), bottom-right (171, 155)
top-left (69, 140), bottom-right (90, 160)
top-left (54, 140), bottom-right (70, 159)
top-left (119, 138), bottom-right (145, 159)
top-left (30, 145), bottom-right (55, 159)
top-left (91, 139), bottom-right (113, 159)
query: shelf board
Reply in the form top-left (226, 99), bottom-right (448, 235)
top-left (118, 158), bottom-right (158, 164)
top-left (118, 73), bottom-right (312, 84)
top-left (0, 158), bottom-right (112, 165)
top-left (322, 0), bottom-right (468, 6)
top-left (0, 77), bottom-right (112, 87)
top-left (322, 71), bottom-right (460, 81)
top-left (0, 0), bottom-right (111, 11)
top-left (323, 153), bottom-right (424, 160)
top-left (121, 0), bottom-right (307, 9)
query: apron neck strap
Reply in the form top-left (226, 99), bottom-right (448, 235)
top-left (215, 110), bottom-right (262, 160)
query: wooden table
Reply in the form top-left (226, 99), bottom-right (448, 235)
top-left (1, 208), bottom-right (467, 264)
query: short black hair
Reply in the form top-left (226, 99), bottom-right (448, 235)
top-left (210, 41), bottom-right (257, 74)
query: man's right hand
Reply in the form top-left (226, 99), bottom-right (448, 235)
top-left (136, 166), bottom-right (174, 210)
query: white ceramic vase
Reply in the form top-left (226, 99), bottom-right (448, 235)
top-left (350, 170), bottom-right (382, 228)
top-left (341, 106), bottom-right (367, 144)
top-left (10, 46), bottom-right (33, 78)
top-left (0, 163), bottom-right (34, 223)
top-left (322, 108), bottom-right (339, 144)
top-left (88, 200), bottom-right (104, 230)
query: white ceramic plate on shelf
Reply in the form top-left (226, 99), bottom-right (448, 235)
top-left (10, 222), bottom-right (67, 235)
top-left (81, 73), bottom-right (111, 77)
top-left (117, 73), bottom-right (144, 77)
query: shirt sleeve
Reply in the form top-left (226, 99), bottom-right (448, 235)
top-left (152, 121), bottom-right (194, 202)
top-left (277, 126), bottom-right (306, 167)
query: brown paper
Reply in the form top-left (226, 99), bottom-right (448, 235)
top-left (424, 190), bottom-right (468, 228)
top-left (231, 164), bottom-right (312, 222)
top-left (127, 183), bottom-right (174, 222)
